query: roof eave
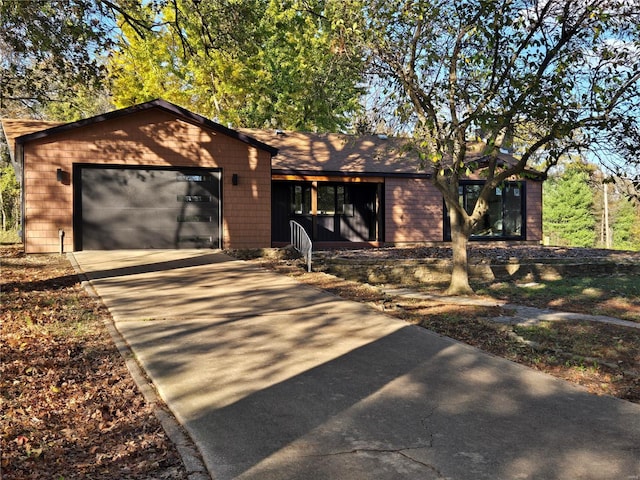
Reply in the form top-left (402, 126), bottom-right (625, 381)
top-left (14, 99), bottom-right (279, 156)
top-left (272, 168), bottom-right (432, 179)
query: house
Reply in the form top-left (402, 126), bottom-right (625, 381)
top-left (1, 99), bottom-right (543, 253)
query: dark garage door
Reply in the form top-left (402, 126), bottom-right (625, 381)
top-left (76, 166), bottom-right (221, 249)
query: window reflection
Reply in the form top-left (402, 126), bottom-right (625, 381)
top-left (450, 181), bottom-right (524, 239)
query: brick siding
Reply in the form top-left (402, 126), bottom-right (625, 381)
top-left (385, 178), bottom-right (444, 243)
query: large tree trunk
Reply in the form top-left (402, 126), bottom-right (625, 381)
top-left (446, 204), bottom-right (474, 296)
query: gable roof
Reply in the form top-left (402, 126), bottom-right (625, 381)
top-left (1, 119), bottom-right (64, 162)
top-left (7, 99), bottom-right (278, 156)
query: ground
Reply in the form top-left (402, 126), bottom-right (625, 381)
top-left (0, 246), bottom-right (188, 480)
top-left (250, 245), bottom-right (640, 403)
top-left (1, 244), bottom-right (639, 479)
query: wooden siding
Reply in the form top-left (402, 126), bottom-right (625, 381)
top-left (22, 109), bottom-right (271, 253)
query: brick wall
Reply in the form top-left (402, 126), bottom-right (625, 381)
top-left (526, 181), bottom-right (543, 242)
top-left (22, 109), bottom-right (272, 253)
top-left (385, 178), bottom-right (444, 243)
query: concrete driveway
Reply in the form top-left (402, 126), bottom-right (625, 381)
top-left (71, 250), bottom-right (640, 480)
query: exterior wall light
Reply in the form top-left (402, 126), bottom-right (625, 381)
top-left (56, 168), bottom-right (64, 183)
top-left (232, 173), bottom-right (239, 186)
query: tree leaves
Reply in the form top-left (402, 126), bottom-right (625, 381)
top-left (108, 0), bottom-right (365, 131)
top-left (0, 249), bottom-right (187, 479)
top-left (0, 0), bottom-right (113, 117)
top-left (543, 165), bottom-right (597, 247)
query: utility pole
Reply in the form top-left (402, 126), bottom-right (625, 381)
top-left (604, 182), bottom-right (611, 248)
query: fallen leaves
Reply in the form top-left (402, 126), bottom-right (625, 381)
top-left (0, 246), bottom-right (187, 480)
top-left (255, 252), bottom-right (640, 404)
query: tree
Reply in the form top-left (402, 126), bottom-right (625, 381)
top-left (543, 165), bottom-right (596, 247)
top-left (611, 196), bottom-right (640, 250)
top-left (0, 0), bottom-right (167, 119)
top-left (108, 0), bottom-right (365, 131)
top-left (344, 0), bottom-right (640, 294)
top-left (0, 0), bottom-right (114, 117)
top-left (0, 133), bottom-right (19, 231)
top-left (108, 5), bottom-right (195, 112)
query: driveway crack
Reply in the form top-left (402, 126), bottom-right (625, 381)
top-left (421, 406), bottom-right (438, 447)
top-left (311, 445), bottom-right (443, 476)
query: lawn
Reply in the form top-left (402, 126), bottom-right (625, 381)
top-left (477, 275), bottom-right (640, 323)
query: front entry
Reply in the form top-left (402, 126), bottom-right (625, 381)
top-left (272, 181), bottom-right (381, 243)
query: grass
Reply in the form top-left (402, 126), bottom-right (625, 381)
top-left (476, 275), bottom-right (640, 322)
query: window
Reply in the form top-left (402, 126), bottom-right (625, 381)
top-left (318, 185), bottom-right (336, 214)
top-left (290, 183), bottom-right (353, 216)
top-left (292, 185), bottom-right (311, 214)
top-left (318, 184), bottom-right (352, 216)
top-left (445, 181), bottom-right (525, 240)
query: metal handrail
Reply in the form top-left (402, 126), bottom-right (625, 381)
top-left (289, 220), bottom-right (312, 272)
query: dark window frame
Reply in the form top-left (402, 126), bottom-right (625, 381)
top-left (443, 180), bottom-right (526, 241)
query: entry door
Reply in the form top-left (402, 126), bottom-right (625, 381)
top-left (77, 166), bottom-right (221, 249)
top-left (271, 181), bottom-right (379, 243)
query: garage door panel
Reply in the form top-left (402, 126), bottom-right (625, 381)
top-left (82, 170), bottom-right (219, 206)
top-left (82, 226), bottom-right (216, 249)
top-left (82, 171), bottom-right (175, 206)
top-left (78, 167), bottom-right (221, 250)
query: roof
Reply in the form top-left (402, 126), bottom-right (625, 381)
top-left (240, 128), bottom-right (540, 178)
top-left (2, 99), bottom-right (543, 179)
top-left (239, 129), bottom-right (427, 176)
top-left (1, 119), bottom-right (64, 162)
top-left (4, 99), bottom-right (278, 156)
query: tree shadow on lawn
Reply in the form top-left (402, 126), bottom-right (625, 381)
top-left (478, 276), bottom-right (640, 323)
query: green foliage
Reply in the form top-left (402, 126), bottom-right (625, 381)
top-left (543, 166), bottom-right (596, 247)
top-left (0, 0), bottom-right (114, 118)
top-left (41, 86), bottom-right (113, 122)
top-left (0, 163), bottom-right (20, 232)
top-left (0, 126), bottom-right (19, 234)
top-left (612, 198), bottom-right (640, 250)
top-left (109, 5), bottom-right (192, 110)
top-left (109, 0), bottom-right (364, 131)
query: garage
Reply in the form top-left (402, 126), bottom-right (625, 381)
top-left (3, 99), bottom-right (276, 253)
top-left (75, 165), bottom-right (221, 250)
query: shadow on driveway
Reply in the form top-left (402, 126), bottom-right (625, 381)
top-left (72, 250), bottom-right (640, 480)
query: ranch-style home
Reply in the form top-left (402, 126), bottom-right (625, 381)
top-left (1, 99), bottom-right (543, 254)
